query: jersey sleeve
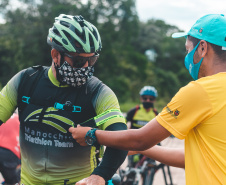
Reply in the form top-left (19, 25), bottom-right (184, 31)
top-left (156, 81), bottom-right (213, 139)
top-left (92, 84), bottom-right (126, 130)
top-left (0, 70), bottom-right (24, 122)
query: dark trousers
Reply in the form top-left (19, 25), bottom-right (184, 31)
top-left (0, 147), bottom-right (21, 184)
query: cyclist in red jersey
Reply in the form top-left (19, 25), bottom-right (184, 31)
top-left (0, 113), bottom-right (21, 185)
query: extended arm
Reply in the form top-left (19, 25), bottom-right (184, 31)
top-left (130, 145), bottom-right (185, 168)
top-left (70, 118), bottom-right (171, 151)
top-left (95, 118), bottom-right (171, 151)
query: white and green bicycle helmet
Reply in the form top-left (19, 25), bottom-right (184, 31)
top-left (47, 14), bottom-right (102, 53)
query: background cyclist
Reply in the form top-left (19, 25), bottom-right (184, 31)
top-left (0, 113), bottom-right (20, 185)
top-left (126, 86), bottom-right (158, 167)
top-left (0, 14), bottom-right (127, 185)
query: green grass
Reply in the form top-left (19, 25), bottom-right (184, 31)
top-left (119, 101), bottom-right (138, 113)
top-left (119, 99), bottom-right (168, 114)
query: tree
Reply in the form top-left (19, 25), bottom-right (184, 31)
top-left (132, 19), bottom-right (192, 101)
top-left (0, 0), bottom-right (192, 108)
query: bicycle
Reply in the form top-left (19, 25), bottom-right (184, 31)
top-left (108, 174), bottom-right (121, 185)
top-left (119, 156), bottom-right (173, 185)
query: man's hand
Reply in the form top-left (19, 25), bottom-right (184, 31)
top-left (68, 125), bottom-right (91, 146)
top-left (75, 175), bottom-right (105, 185)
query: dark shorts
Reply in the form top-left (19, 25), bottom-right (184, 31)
top-left (0, 147), bottom-right (21, 184)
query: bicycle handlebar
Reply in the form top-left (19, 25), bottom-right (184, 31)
top-left (108, 173), bottom-right (121, 185)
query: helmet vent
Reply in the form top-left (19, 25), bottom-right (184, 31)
top-left (62, 30), bottom-right (70, 39)
top-left (53, 27), bottom-right (60, 35)
top-left (62, 15), bottom-right (70, 19)
top-left (62, 38), bottom-right (68, 45)
top-left (53, 38), bottom-right (63, 47)
top-left (89, 35), bottom-right (94, 47)
top-left (92, 29), bottom-right (98, 40)
top-left (60, 21), bottom-right (70, 28)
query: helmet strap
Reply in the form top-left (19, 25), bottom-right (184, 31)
top-left (59, 52), bottom-right (65, 66)
top-left (54, 61), bottom-right (65, 86)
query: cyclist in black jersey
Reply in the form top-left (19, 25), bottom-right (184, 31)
top-left (0, 14), bottom-right (127, 185)
top-left (126, 86), bottom-right (158, 167)
top-left (126, 86), bottom-right (158, 129)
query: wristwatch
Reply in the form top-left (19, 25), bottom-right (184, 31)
top-left (85, 128), bottom-right (98, 146)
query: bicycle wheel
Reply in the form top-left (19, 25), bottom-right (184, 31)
top-left (119, 169), bottom-right (140, 185)
top-left (143, 167), bottom-right (155, 185)
top-left (126, 171), bottom-right (136, 185)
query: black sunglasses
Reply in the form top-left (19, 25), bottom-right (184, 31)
top-left (64, 53), bottom-right (99, 68)
top-left (142, 96), bottom-right (155, 101)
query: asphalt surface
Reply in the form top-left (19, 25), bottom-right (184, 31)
top-left (151, 137), bottom-right (185, 185)
top-left (119, 136), bottom-right (185, 185)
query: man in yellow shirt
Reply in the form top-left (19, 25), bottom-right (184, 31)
top-left (70, 14), bottom-right (226, 185)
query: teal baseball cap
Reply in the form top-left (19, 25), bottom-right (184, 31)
top-left (172, 14), bottom-right (226, 50)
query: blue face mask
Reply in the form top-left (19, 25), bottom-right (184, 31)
top-left (184, 41), bottom-right (204, 80)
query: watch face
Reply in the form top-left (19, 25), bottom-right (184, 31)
top-left (86, 136), bottom-right (93, 145)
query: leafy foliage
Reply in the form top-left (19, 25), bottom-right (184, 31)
top-left (0, 0), bottom-right (191, 111)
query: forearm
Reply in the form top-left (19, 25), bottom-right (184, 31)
top-left (92, 146), bottom-right (128, 181)
top-left (139, 145), bottom-right (185, 168)
top-left (95, 118), bottom-right (171, 151)
top-left (96, 129), bottom-right (147, 151)
top-left (69, 119), bottom-right (171, 155)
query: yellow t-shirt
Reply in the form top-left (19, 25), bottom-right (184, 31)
top-left (156, 73), bottom-right (226, 185)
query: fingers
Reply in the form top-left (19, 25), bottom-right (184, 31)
top-left (68, 126), bottom-right (92, 146)
top-left (68, 124), bottom-right (82, 133)
top-left (75, 175), bottom-right (105, 185)
top-left (68, 127), bottom-right (74, 133)
top-left (75, 178), bottom-right (87, 185)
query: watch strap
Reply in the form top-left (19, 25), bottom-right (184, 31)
top-left (85, 128), bottom-right (98, 146)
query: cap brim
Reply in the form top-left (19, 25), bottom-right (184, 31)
top-left (172, 32), bottom-right (188, 38)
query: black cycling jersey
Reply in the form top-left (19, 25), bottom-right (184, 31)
top-left (126, 104), bottom-right (158, 129)
top-left (0, 66), bottom-right (127, 184)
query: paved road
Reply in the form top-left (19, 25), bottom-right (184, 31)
top-left (119, 136), bottom-right (185, 185)
top-left (151, 137), bottom-right (185, 185)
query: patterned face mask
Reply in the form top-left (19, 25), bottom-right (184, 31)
top-left (55, 61), bottom-right (94, 87)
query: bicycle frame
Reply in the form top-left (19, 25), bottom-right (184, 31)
top-left (119, 156), bottom-right (173, 185)
top-left (119, 160), bottom-right (148, 185)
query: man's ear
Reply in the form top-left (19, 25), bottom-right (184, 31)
top-left (200, 40), bottom-right (208, 58)
top-left (51, 49), bottom-right (61, 65)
